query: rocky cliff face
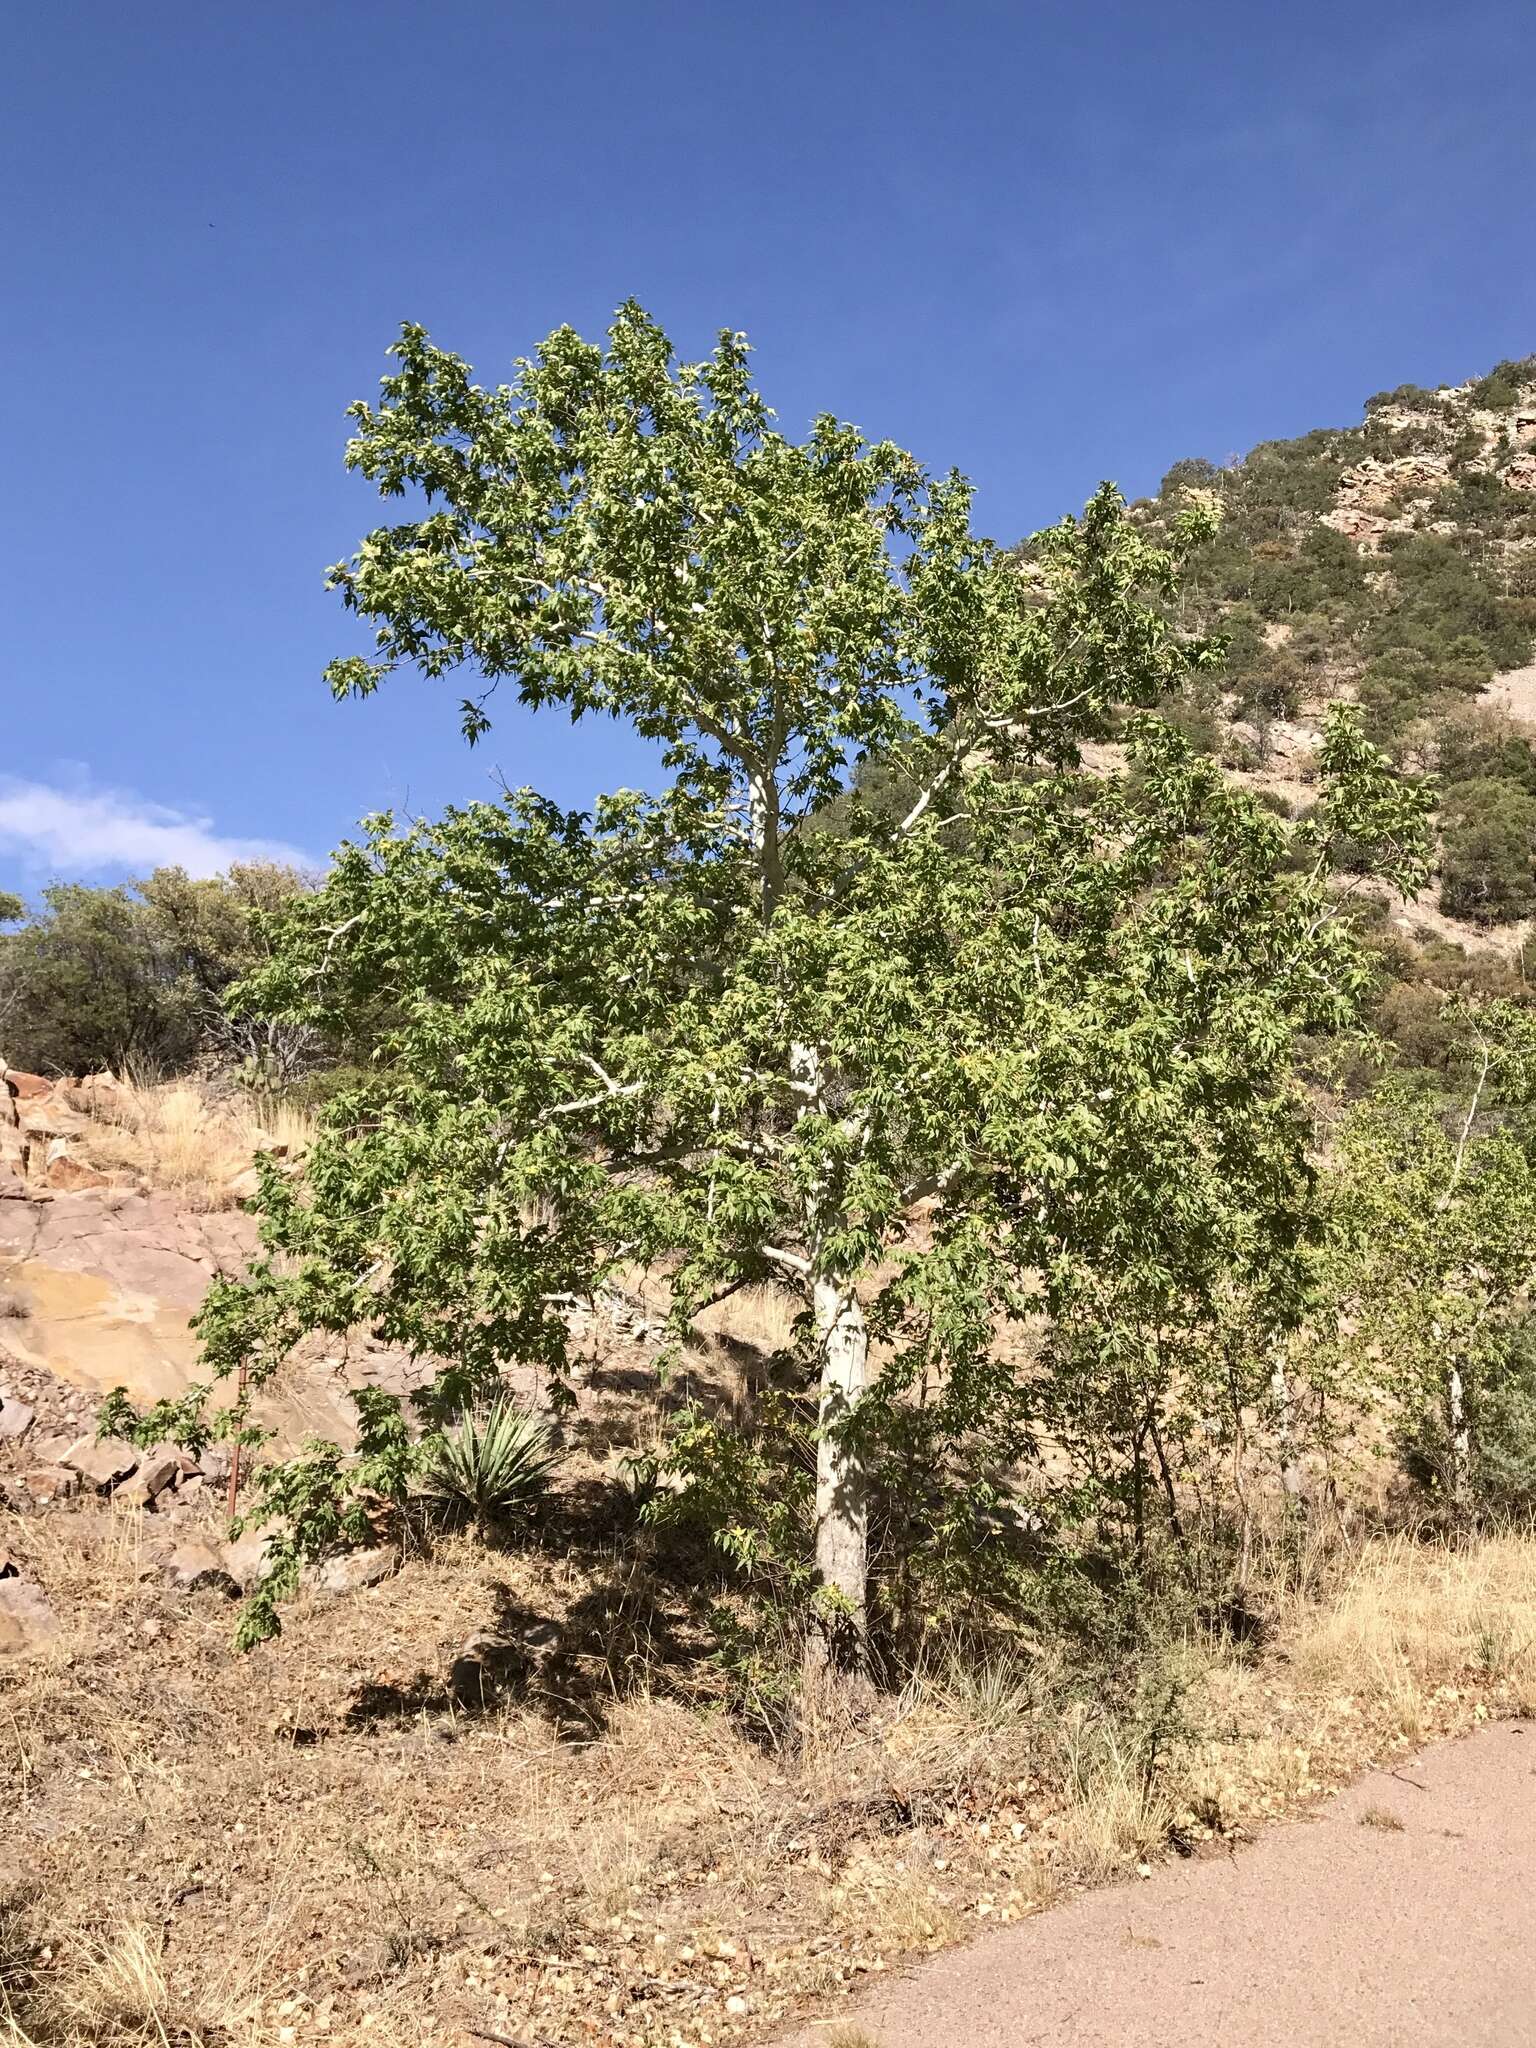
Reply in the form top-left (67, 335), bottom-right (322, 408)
top-left (0, 1065), bottom-right (432, 1456)
top-left (1320, 391), bottom-right (1536, 552)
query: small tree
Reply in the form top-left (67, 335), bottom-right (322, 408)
top-left (1327, 1004), bottom-right (1536, 1519)
top-left (1439, 777), bottom-right (1536, 924)
top-left (0, 864), bottom-right (308, 1079)
top-left (184, 307), bottom-right (1430, 1657)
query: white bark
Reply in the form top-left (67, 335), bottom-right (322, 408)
top-left (812, 1274), bottom-right (869, 1649)
top-left (790, 1036), bottom-right (871, 1664)
top-left (1447, 1361), bottom-right (1471, 1516)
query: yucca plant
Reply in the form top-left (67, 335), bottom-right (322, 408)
top-left (424, 1397), bottom-right (562, 1539)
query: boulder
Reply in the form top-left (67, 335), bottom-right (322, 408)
top-left (59, 1435), bottom-right (139, 1491)
top-left (0, 1398), bottom-right (36, 1442)
top-left (114, 1453), bottom-right (180, 1510)
top-left (61, 1073), bottom-right (128, 1119)
top-left (23, 1465), bottom-right (78, 1504)
top-left (0, 1576), bottom-right (58, 1655)
top-left (225, 1526), bottom-right (284, 1591)
top-left (312, 1545), bottom-right (396, 1598)
top-left (0, 1069), bottom-right (52, 1102)
top-left (45, 1152), bottom-right (110, 1192)
top-left (159, 1540), bottom-right (238, 1595)
top-left (197, 1445), bottom-right (234, 1486)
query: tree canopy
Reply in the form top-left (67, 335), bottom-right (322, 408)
top-left (135, 306), bottom-right (1433, 1657)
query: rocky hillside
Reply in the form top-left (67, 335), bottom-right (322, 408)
top-left (1146, 352), bottom-right (1536, 774)
top-left (1120, 355), bottom-right (1536, 1074)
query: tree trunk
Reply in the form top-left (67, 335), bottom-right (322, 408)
top-left (1447, 1361), bottom-right (1471, 1523)
top-left (810, 1273), bottom-right (869, 1668)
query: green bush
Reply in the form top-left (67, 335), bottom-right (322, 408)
top-left (1374, 534), bottom-right (1528, 674)
top-left (1159, 456), bottom-right (1219, 498)
top-left (1474, 1329), bottom-right (1536, 1516)
top-left (1357, 651), bottom-right (1439, 744)
top-left (1374, 980), bottom-right (1459, 1072)
top-left (1436, 710), bottom-right (1536, 795)
top-left (1469, 357), bottom-right (1536, 411)
top-left (1396, 1315), bottom-right (1536, 1517)
top-left (0, 864), bottom-right (306, 1077)
top-left (1365, 383), bottom-right (1441, 414)
top-left (1439, 778), bottom-right (1536, 923)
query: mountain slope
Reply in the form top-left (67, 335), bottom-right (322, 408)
top-left (1138, 356), bottom-right (1536, 932)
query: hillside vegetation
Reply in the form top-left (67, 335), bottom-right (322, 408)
top-left (1144, 358), bottom-right (1536, 906)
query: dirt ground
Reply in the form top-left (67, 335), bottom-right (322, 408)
top-left (802, 1719), bottom-right (1536, 2047)
top-left (4, 1486), bottom-right (1536, 2048)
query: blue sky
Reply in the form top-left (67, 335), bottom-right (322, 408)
top-left (4, 0), bottom-right (1535, 895)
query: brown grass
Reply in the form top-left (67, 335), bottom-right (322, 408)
top-left (71, 1076), bottom-right (315, 1208)
top-left (3, 1495), bottom-right (1534, 2048)
top-left (1358, 1804), bottom-right (1406, 1831)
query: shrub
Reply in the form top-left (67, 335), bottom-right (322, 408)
top-left (1159, 456), bottom-right (1219, 498)
top-left (1396, 1321), bottom-right (1536, 1517)
top-left (1365, 383), bottom-right (1442, 414)
top-left (1436, 709), bottom-right (1536, 795)
top-left (1474, 1329), bottom-right (1536, 1516)
top-left (1439, 778), bottom-right (1536, 923)
top-left (1470, 357), bottom-right (1536, 412)
top-left (0, 864), bottom-right (308, 1077)
top-left (424, 1397), bottom-right (562, 1537)
top-left (1374, 535), bottom-right (1530, 674)
top-left (1357, 651), bottom-right (1439, 744)
top-left (1374, 980), bottom-right (1459, 1072)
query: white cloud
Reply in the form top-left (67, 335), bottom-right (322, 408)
top-left (0, 776), bottom-right (311, 882)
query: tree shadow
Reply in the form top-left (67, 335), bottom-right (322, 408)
top-left (343, 1527), bottom-right (708, 1742)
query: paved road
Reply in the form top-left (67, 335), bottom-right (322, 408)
top-left (791, 1722), bottom-right (1536, 2046)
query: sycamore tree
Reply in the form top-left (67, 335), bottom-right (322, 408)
top-left (170, 306), bottom-right (1430, 1658)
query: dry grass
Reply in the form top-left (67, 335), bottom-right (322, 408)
top-left (72, 1075), bottom-right (315, 1208)
top-left (1358, 1804), bottom-right (1405, 1831)
top-left (1285, 1530), bottom-right (1536, 1719)
top-left (3, 1497), bottom-right (1535, 2048)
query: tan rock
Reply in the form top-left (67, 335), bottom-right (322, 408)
top-left (23, 1466), bottom-right (78, 1503)
top-left (0, 1577), bottom-right (58, 1655)
top-left (114, 1453), bottom-right (180, 1509)
top-left (60, 1435), bottom-right (139, 1491)
top-left (0, 1069), bottom-right (52, 1102)
top-left (159, 1540), bottom-right (238, 1594)
top-left (0, 1399), bottom-right (36, 1442)
top-left (225, 1526), bottom-right (284, 1591)
top-left (61, 1072), bottom-right (128, 1119)
top-left (45, 1151), bottom-right (110, 1192)
top-left (312, 1545), bottom-right (396, 1598)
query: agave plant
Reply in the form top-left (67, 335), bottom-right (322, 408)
top-left (424, 1396), bottom-right (562, 1539)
